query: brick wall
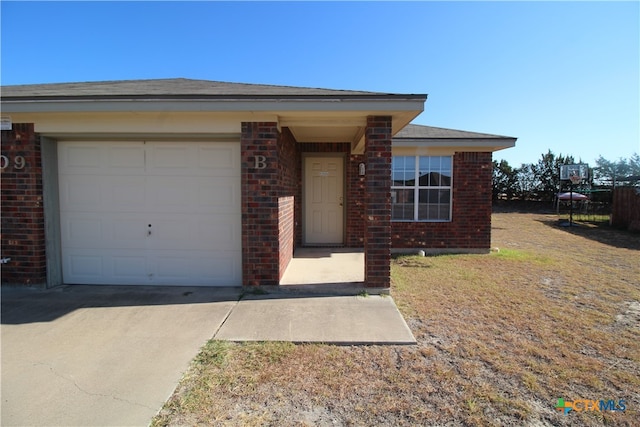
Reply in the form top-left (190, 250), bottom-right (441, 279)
top-left (277, 128), bottom-right (299, 279)
top-left (391, 151), bottom-right (493, 251)
top-left (241, 122), bottom-right (280, 286)
top-left (364, 116), bottom-right (392, 288)
top-left (1, 123), bottom-right (47, 286)
top-left (278, 196), bottom-right (295, 277)
top-left (346, 154), bottom-right (365, 247)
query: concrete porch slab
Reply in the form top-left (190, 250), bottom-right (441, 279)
top-left (214, 293), bottom-right (416, 345)
top-left (280, 248), bottom-right (364, 286)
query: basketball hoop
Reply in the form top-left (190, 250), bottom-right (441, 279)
top-left (569, 174), bottom-right (582, 185)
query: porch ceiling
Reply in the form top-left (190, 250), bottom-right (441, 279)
top-left (279, 110), bottom-right (419, 154)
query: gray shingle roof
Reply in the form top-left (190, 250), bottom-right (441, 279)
top-left (394, 124), bottom-right (514, 140)
top-left (1, 78), bottom-right (424, 100)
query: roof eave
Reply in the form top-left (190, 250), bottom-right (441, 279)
top-left (0, 96), bottom-right (427, 114)
top-left (393, 137), bottom-right (517, 152)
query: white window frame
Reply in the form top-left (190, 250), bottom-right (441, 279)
top-left (391, 155), bottom-right (453, 222)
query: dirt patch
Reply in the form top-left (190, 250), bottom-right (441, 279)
top-left (616, 301), bottom-right (640, 327)
top-left (153, 213), bottom-right (639, 426)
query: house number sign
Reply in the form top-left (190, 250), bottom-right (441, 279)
top-left (1, 155), bottom-right (26, 170)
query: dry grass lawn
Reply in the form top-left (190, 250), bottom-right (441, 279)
top-left (153, 212), bottom-right (639, 426)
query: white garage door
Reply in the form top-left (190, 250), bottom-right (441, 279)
top-left (58, 141), bottom-right (242, 286)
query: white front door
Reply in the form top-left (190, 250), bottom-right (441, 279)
top-left (58, 141), bottom-right (242, 286)
top-left (304, 156), bottom-right (344, 245)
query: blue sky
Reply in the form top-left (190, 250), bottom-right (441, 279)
top-left (1, 1), bottom-right (638, 167)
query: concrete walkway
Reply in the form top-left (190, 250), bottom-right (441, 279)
top-left (215, 292), bottom-right (415, 344)
top-left (1, 284), bottom-right (414, 427)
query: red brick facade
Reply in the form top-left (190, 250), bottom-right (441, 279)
top-left (241, 122), bottom-right (281, 286)
top-left (391, 152), bottom-right (493, 251)
top-left (277, 128), bottom-right (298, 279)
top-left (346, 154), bottom-right (366, 247)
top-left (1, 124), bottom-right (47, 285)
top-left (364, 116), bottom-right (393, 288)
top-left (1, 122), bottom-right (497, 288)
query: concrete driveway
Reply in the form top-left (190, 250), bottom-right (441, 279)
top-left (1, 285), bottom-right (240, 427)
top-left (1, 284), bottom-right (414, 426)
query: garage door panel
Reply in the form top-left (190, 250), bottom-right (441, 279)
top-left (147, 215), bottom-right (242, 252)
top-left (67, 253), bottom-right (104, 279)
top-left (62, 213), bottom-right (147, 250)
top-left (197, 216), bottom-right (239, 248)
top-left (60, 175), bottom-right (146, 212)
top-left (149, 145), bottom-right (188, 169)
top-left (112, 217), bottom-right (148, 243)
top-left (110, 178), bottom-right (146, 210)
top-left (148, 218), bottom-right (190, 245)
top-left (147, 176), bottom-right (195, 211)
top-left (64, 217), bottom-right (103, 243)
top-left (147, 143), bottom-right (195, 175)
top-left (60, 142), bottom-right (146, 175)
top-left (60, 145), bottom-right (102, 170)
top-left (113, 255), bottom-right (149, 281)
top-left (197, 145), bottom-right (239, 174)
top-left (108, 145), bottom-right (146, 169)
top-left (63, 250), bottom-right (150, 285)
top-left (147, 143), bottom-right (240, 177)
top-left (147, 178), bottom-right (239, 214)
top-left (60, 176), bottom-right (102, 208)
top-left (148, 215), bottom-right (239, 252)
top-left (59, 141), bottom-right (241, 286)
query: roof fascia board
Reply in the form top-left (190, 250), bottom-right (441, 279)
top-left (1, 93), bottom-right (427, 102)
top-left (392, 138), bottom-right (517, 152)
top-left (393, 137), bottom-right (516, 149)
top-left (0, 98), bottom-right (426, 114)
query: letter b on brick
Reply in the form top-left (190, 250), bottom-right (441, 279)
top-left (254, 155), bottom-right (267, 169)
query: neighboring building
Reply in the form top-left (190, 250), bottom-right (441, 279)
top-left (0, 79), bottom-right (515, 288)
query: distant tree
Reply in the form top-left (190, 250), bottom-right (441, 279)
top-left (531, 150), bottom-right (575, 201)
top-left (630, 153), bottom-right (640, 176)
top-left (516, 163), bottom-right (536, 200)
top-left (492, 160), bottom-right (518, 200)
top-left (593, 155), bottom-right (636, 187)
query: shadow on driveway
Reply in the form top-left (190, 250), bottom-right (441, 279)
top-left (1, 284), bottom-right (242, 325)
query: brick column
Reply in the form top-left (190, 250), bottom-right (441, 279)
top-left (241, 122), bottom-right (280, 286)
top-left (1, 123), bottom-right (47, 286)
top-left (364, 116), bottom-right (392, 288)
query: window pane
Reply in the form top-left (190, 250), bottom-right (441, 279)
top-left (418, 189), bottom-right (451, 221)
top-left (440, 156), bottom-right (451, 170)
top-left (440, 171), bottom-right (451, 186)
top-left (393, 171), bottom-right (405, 186)
top-left (391, 189), bottom-right (415, 220)
top-left (392, 156), bottom-right (405, 171)
top-left (429, 156), bottom-right (442, 171)
top-left (418, 157), bottom-right (429, 185)
top-left (392, 156), bottom-right (415, 186)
